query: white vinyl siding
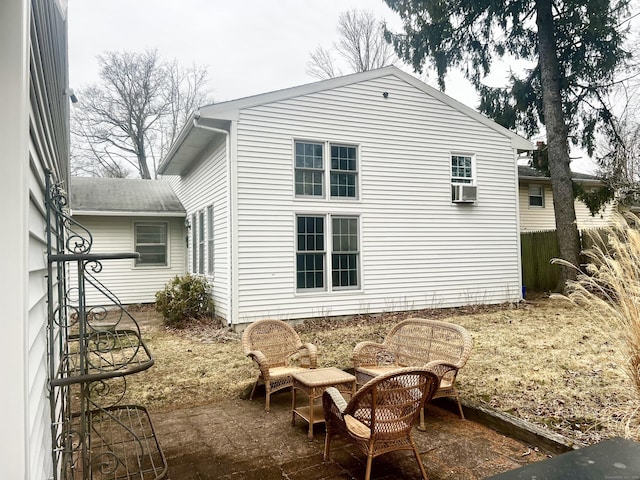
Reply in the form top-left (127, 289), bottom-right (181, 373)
top-left (1, 0), bottom-right (68, 477)
top-left (161, 137), bottom-right (230, 319)
top-left (69, 216), bottom-right (186, 304)
top-left (518, 182), bottom-right (614, 232)
top-left (232, 74), bottom-right (522, 324)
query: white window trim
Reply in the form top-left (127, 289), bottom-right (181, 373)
top-left (133, 221), bottom-right (170, 269)
top-left (293, 139), bottom-right (360, 201)
top-left (528, 184), bottom-right (545, 208)
top-left (450, 152), bottom-right (476, 185)
top-left (207, 204), bottom-right (214, 275)
top-left (294, 213), bottom-right (362, 294)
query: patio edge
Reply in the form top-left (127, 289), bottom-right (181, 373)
top-left (435, 398), bottom-right (584, 455)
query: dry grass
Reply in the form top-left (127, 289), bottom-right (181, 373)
top-left (122, 296), bottom-right (637, 446)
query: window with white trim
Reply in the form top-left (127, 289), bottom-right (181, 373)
top-left (528, 185), bottom-right (544, 207)
top-left (191, 213), bottom-right (196, 273)
top-left (451, 154), bottom-right (474, 185)
top-left (134, 223), bottom-right (167, 266)
top-left (296, 216), bottom-right (325, 289)
top-left (198, 210), bottom-right (205, 274)
top-left (296, 215), bottom-right (360, 291)
top-left (331, 217), bottom-right (359, 288)
top-left (294, 141), bottom-right (358, 199)
top-left (207, 205), bottom-right (214, 274)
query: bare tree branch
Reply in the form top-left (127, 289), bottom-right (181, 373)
top-left (71, 49), bottom-right (212, 179)
top-left (307, 9), bottom-right (396, 80)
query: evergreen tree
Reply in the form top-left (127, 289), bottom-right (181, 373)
top-left (384, 0), bottom-right (630, 289)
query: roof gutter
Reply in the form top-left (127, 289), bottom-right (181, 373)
top-left (192, 116), bottom-right (234, 327)
top-left (157, 112), bottom-right (197, 174)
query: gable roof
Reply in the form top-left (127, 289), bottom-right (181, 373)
top-left (159, 66), bottom-right (534, 175)
top-left (518, 165), bottom-right (602, 184)
top-left (69, 177), bottom-right (185, 216)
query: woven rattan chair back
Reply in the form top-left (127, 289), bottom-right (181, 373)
top-left (242, 319), bottom-right (317, 411)
top-left (323, 367), bottom-right (439, 480)
top-left (242, 319), bottom-right (305, 368)
top-left (385, 318), bottom-right (472, 368)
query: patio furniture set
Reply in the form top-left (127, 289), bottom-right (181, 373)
top-left (242, 317), bottom-right (473, 480)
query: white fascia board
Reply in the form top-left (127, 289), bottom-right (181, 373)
top-left (71, 210), bottom-right (186, 217)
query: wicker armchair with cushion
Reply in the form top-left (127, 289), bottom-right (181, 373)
top-left (242, 319), bottom-right (318, 411)
top-left (323, 367), bottom-right (439, 480)
top-left (352, 318), bottom-right (473, 425)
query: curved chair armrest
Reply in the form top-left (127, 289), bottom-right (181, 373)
top-left (246, 350), bottom-right (271, 379)
top-left (352, 341), bottom-right (387, 367)
top-left (299, 342), bottom-right (318, 368)
top-left (323, 387), bottom-right (348, 421)
top-left (424, 360), bottom-right (459, 379)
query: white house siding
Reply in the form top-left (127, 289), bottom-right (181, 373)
top-left (518, 182), bottom-right (613, 232)
top-left (69, 215), bottom-right (186, 305)
top-left (1, 0), bottom-right (68, 477)
top-left (162, 136), bottom-right (230, 319)
top-left (232, 74), bottom-right (522, 325)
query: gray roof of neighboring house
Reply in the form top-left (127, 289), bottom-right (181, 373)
top-left (518, 165), bottom-right (601, 182)
top-left (69, 177), bottom-right (185, 215)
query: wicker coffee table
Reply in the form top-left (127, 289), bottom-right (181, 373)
top-left (291, 367), bottom-right (356, 440)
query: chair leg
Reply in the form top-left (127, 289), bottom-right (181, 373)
top-left (410, 435), bottom-right (429, 480)
top-left (417, 407), bottom-right (426, 431)
top-left (364, 454), bottom-right (374, 480)
top-left (249, 378), bottom-right (259, 400)
top-left (323, 428), bottom-right (332, 461)
top-left (455, 395), bottom-right (465, 419)
top-left (265, 390), bottom-right (271, 412)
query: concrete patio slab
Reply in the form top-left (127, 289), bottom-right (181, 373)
top-left (152, 391), bottom-right (549, 480)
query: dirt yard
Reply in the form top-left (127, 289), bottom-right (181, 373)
top-left (125, 295), bottom-right (638, 446)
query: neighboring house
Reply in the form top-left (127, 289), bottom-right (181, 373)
top-left (69, 177), bottom-right (187, 305)
top-left (159, 66), bottom-right (534, 328)
top-left (1, 0), bottom-right (68, 477)
top-left (518, 165), bottom-right (614, 232)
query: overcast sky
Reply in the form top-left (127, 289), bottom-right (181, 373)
top-left (67, 0), bottom-right (599, 172)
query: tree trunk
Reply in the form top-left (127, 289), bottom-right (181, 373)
top-left (535, 0), bottom-right (581, 290)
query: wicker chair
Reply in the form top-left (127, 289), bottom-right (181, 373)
top-left (352, 318), bottom-right (473, 425)
top-left (242, 319), bottom-right (318, 411)
top-left (323, 367), bottom-right (439, 480)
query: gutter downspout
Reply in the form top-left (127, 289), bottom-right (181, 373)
top-left (192, 115), bottom-right (234, 327)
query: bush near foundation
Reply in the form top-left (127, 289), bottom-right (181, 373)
top-left (155, 274), bottom-right (215, 327)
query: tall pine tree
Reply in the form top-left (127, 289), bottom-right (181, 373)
top-left (384, 0), bottom-right (630, 289)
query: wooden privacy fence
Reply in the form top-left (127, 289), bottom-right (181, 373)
top-left (520, 228), bottom-right (609, 292)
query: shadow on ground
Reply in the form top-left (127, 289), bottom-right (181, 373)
top-left (152, 389), bottom-right (548, 480)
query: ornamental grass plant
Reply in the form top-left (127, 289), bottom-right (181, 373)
top-left (558, 212), bottom-right (640, 439)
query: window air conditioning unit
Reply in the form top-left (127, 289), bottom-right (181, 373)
top-left (452, 184), bottom-right (477, 203)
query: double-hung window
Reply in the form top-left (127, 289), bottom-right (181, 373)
top-left (331, 217), bottom-right (359, 288)
top-left (295, 141), bottom-right (358, 199)
top-left (134, 223), bottom-right (167, 266)
top-left (296, 215), bottom-right (359, 291)
top-left (295, 142), bottom-right (324, 197)
top-left (451, 154), bottom-right (474, 185)
top-left (529, 185), bottom-right (544, 207)
top-left (198, 210), bottom-right (205, 274)
top-left (296, 216), bottom-right (325, 289)
top-left (330, 145), bottom-right (357, 198)
top-left (207, 205), bottom-right (214, 274)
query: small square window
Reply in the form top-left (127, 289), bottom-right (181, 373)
top-left (529, 185), bottom-right (544, 207)
top-left (135, 223), bottom-right (167, 266)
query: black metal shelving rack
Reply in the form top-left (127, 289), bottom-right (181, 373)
top-left (46, 173), bottom-right (167, 480)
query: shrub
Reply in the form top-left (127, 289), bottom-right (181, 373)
top-left (155, 274), bottom-right (215, 327)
